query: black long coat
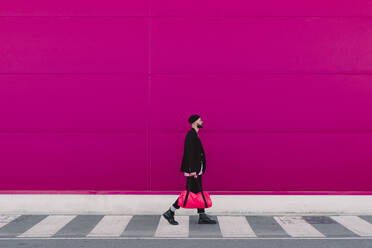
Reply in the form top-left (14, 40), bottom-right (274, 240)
top-left (180, 127), bottom-right (206, 174)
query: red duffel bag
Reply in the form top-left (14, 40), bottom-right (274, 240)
top-left (177, 176), bottom-right (212, 209)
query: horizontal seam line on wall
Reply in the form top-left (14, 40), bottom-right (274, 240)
top-left (151, 73), bottom-right (372, 75)
top-left (0, 130), bottom-right (147, 133)
top-left (0, 73), bottom-right (148, 75)
top-left (152, 130), bottom-right (372, 133)
top-left (1, 16), bottom-right (372, 18)
top-left (1, 73), bottom-right (372, 75)
top-left (2, 130), bottom-right (372, 133)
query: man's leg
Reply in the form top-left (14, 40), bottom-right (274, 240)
top-left (170, 176), bottom-right (190, 212)
top-left (197, 208), bottom-right (205, 213)
top-left (162, 197), bottom-right (180, 225)
top-left (195, 175), bottom-right (216, 224)
top-left (169, 176), bottom-right (190, 213)
top-left (171, 197), bottom-right (180, 212)
top-left (194, 175), bottom-right (206, 214)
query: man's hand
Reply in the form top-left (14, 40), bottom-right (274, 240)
top-left (190, 172), bottom-right (198, 178)
top-left (184, 171), bottom-right (198, 178)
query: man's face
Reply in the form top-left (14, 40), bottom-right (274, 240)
top-left (196, 118), bottom-right (203, 128)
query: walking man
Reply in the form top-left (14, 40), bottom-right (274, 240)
top-left (162, 114), bottom-right (217, 225)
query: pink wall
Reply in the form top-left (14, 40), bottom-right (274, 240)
top-left (1, 1), bottom-right (372, 193)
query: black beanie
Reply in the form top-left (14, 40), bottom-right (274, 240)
top-left (188, 114), bottom-right (200, 124)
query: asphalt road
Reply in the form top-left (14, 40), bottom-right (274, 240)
top-left (1, 238), bottom-right (372, 248)
top-left (1, 214), bottom-right (372, 247)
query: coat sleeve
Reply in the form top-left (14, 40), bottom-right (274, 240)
top-left (184, 133), bottom-right (198, 173)
top-left (201, 146), bottom-right (206, 174)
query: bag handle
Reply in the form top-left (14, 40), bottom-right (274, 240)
top-left (183, 176), bottom-right (208, 208)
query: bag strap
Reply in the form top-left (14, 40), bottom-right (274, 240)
top-left (196, 177), bottom-right (208, 208)
top-left (183, 177), bottom-right (192, 207)
top-left (183, 176), bottom-right (208, 208)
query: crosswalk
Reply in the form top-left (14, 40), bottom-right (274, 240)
top-left (0, 215), bottom-right (21, 229)
top-left (18, 215), bottom-right (76, 238)
top-left (330, 216), bottom-right (372, 237)
top-left (86, 215), bottom-right (132, 237)
top-left (217, 216), bottom-right (256, 237)
top-left (274, 216), bottom-right (325, 237)
top-left (0, 214), bottom-right (371, 239)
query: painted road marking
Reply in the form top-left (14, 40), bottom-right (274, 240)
top-left (217, 216), bottom-right (256, 237)
top-left (0, 215), bottom-right (21, 229)
top-left (86, 215), bottom-right (132, 237)
top-left (331, 216), bottom-right (372, 236)
top-left (274, 216), bottom-right (325, 237)
top-left (18, 215), bottom-right (76, 237)
top-left (0, 215), bottom-right (370, 239)
top-left (154, 215), bottom-right (189, 237)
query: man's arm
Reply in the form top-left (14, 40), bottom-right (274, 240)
top-left (184, 133), bottom-right (198, 173)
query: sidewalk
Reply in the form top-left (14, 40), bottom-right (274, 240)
top-left (1, 194), bottom-right (372, 215)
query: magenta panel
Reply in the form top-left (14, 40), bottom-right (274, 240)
top-left (0, 1), bottom-right (371, 193)
top-left (0, 132), bottom-right (147, 190)
top-left (151, 132), bottom-right (372, 191)
top-left (0, 17), bottom-right (148, 73)
top-left (150, 0), bottom-right (372, 16)
top-left (0, 75), bottom-right (147, 131)
top-left (150, 74), bottom-right (372, 131)
top-left (151, 17), bottom-right (372, 73)
top-left (1, 0), bottom-right (148, 16)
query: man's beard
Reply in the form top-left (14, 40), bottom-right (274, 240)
top-left (197, 124), bottom-right (203, 128)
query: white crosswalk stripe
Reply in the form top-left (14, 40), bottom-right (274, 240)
top-left (274, 216), bottom-right (325, 237)
top-left (0, 214), bottom-right (372, 239)
top-left (17, 215), bottom-right (76, 237)
top-left (331, 216), bottom-right (372, 236)
top-left (217, 216), bottom-right (256, 237)
top-left (0, 215), bottom-right (21, 229)
top-left (155, 216), bottom-right (189, 237)
top-left (87, 215), bottom-right (132, 237)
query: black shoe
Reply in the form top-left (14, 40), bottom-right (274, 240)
top-left (162, 209), bottom-right (179, 225)
top-left (198, 213), bottom-right (217, 224)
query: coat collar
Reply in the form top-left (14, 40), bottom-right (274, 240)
top-left (191, 127), bottom-right (200, 137)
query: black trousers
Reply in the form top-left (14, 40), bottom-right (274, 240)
top-left (172, 175), bottom-right (205, 214)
